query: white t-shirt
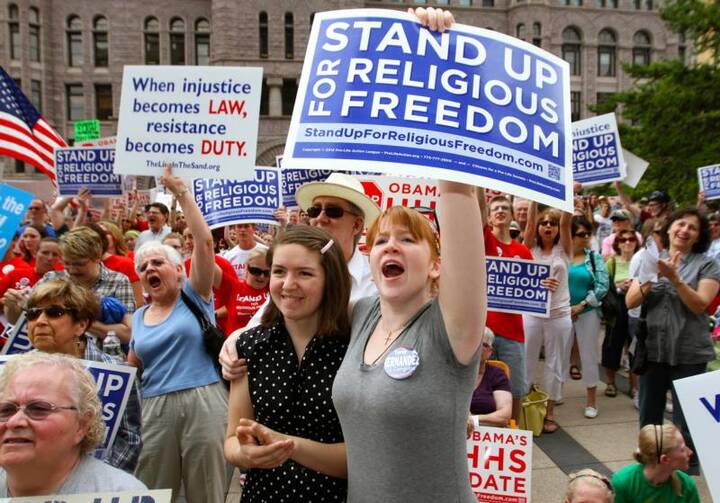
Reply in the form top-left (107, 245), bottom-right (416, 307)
top-left (222, 242), bottom-right (268, 280)
top-left (531, 244), bottom-right (571, 318)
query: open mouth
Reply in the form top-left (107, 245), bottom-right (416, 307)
top-left (148, 275), bottom-right (162, 288)
top-left (382, 261), bottom-right (405, 278)
top-left (3, 438), bottom-right (31, 444)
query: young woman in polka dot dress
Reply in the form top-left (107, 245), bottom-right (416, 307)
top-left (224, 225), bottom-right (351, 502)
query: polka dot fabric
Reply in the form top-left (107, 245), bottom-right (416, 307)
top-left (236, 323), bottom-right (348, 502)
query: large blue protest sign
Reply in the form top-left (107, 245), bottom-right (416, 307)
top-left (193, 167), bottom-right (282, 229)
top-left (486, 256), bottom-right (550, 317)
top-left (698, 164), bottom-right (720, 201)
top-left (0, 356), bottom-right (136, 461)
top-left (283, 9), bottom-right (573, 211)
top-left (0, 489), bottom-right (172, 503)
top-left (283, 169), bottom-right (335, 208)
top-left (572, 113), bottom-right (625, 185)
top-left (56, 147), bottom-right (122, 197)
top-left (0, 184), bottom-right (33, 259)
top-left (0, 313), bottom-right (32, 355)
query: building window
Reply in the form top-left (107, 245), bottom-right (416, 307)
top-left (67, 16), bottom-right (83, 67)
top-left (562, 27), bottom-right (582, 76)
top-left (30, 80), bottom-right (41, 112)
top-left (481, 0), bottom-right (493, 6)
top-left (66, 84), bottom-right (84, 121)
top-left (195, 18), bottom-right (210, 65)
top-left (516, 23), bottom-right (526, 41)
top-left (259, 12), bottom-right (268, 59)
top-left (645, 0), bottom-right (653, 9)
top-left (15, 159), bottom-right (25, 173)
top-left (170, 18), bottom-right (185, 65)
top-left (461, 0), bottom-right (476, 5)
top-left (634, 0), bottom-right (641, 8)
top-left (28, 7), bottom-right (40, 62)
top-left (8, 4), bottom-right (19, 60)
top-left (282, 78), bottom-right (297, 116)
top-left (633, 31), bottom-right (651, 66)
top-left (532, 23), bottom-right (542, 47)
top-left (95, 84), bottom-right (112, 120)
top-left (435, 0), bottom-right (449, 4)
top-left (260, 78), bottom-right (269, 116)
top-left (571, 91), bottom-right (581, 121)
top-left (284, 12), bottom-right (294, 59)
top-left (564, 0), bottom-right (582, 5)
top-left (597, 29), bottom-right (616, 77)
top-left (93, 16), bottom-right (108, 67)
top-left (144, 17), bottom-right (160, 65)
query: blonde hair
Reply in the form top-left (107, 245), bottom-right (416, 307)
top-left (565, 469), bottom-right (614, 502)
top-left (0, 352), bottom-right (105, 454)
top-left (59, 226), bottom-right (103, 261)
top-left (245, 248), bottom-right (268, 266)
top-left (635, 424), bottom-right (684, 496)
top-left (100, 220), bottom-right (128, 256)
top-left (27, 278), bottom-right (100, 324)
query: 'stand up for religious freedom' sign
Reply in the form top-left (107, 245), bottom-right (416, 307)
top-left (487, 256), bottom-right (551, 317)
top-left (283, 9), bottom-right (573, 212)
top-left (56, 147), bottom-right (122, 197)
top-left (114, 66), bottom-right (262, 181)
top-left (697, 164), bottom-right (720, 201)
top-left (571, 113), bottom-right (625, 185)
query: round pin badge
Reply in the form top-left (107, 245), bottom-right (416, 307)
top-left (384, 347), bottom-right (420, 380)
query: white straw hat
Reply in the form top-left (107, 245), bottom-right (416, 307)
top-left (296, 173), bottom-right (381, 226)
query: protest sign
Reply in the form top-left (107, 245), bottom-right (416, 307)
top-left (487, 256), bottom-right (550, 317)
top-left (79, 135), bottom-right (117, 148)
top-left (0, 313), bottom-right (32, 355)
top-left (283, 9), bottom-right (573, 212)
top-left (74, 119), bottom-right (101, 142)
top-left (621, 148), bottom-right (649, 188)
top-left (572, 113), bottom-right (625, 185)
top-left (193, 167), bottom-right (282, 228)
top-left (697, 164), bottom-right (720, 201)
top-left (467, 425), bottom-right (533, 502)
top-left (0, 184), bottom-right (33, 259)
top-left (673, 370), bottom-right (720, 502)
top-left (0, 356), bottom-right (137, 461)
top-left (115, 66), bottom-right (263, 180)
top-left (359, 175), bottom-right (440, 212)
top-left (56, 147), bottom-right (122, 197)
top-left (283, 168), bottom-right (334, 208)
top-left (0, 489), bottom-right (171, 503)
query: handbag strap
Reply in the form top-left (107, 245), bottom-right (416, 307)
top-left (180, 289), bottom-right (212, 330)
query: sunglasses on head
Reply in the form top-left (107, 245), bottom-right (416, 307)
top-left (306, 205), bottom-right (356, 219)
top-left (0, 400), bottom-right (78, 422)
top-left (574, 231), bottom-right (591, 238)
top-left (247, 266), bottom-right (271, 278)
top-left (25, 305), bottom-right (75, 321)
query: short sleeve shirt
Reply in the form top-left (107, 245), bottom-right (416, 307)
top-left (470, 364), bottom-right (512, 415)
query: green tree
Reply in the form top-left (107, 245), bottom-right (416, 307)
top-left (594, 0), bottom-right (720, 207)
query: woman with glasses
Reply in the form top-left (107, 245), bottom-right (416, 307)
top-left (601, 229), bottom-right (641, 398)
top-left (226, 249), bottom-right (270, 335)
top-left (0, 352), bottom-right (146, 495)
top-left (23, 278), bottom-right (142, 473)
top-left (568, 216), bottom-right (609, 418)
top-left (467, 328), bottom-right (512, 432)
top-left (612, 423), bottom-right (700, 502)
top-left (523, 201), bottom-right (573, 433)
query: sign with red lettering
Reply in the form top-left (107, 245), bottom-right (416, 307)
top-left (357, 175), bottom-right (440, 212)
top-left (467, 425), bottom-right (533, 502)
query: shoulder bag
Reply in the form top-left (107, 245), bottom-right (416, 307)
top-left (180, 289), bottom-right (225, 367)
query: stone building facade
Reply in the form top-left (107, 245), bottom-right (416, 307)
top-left (0, 0), bottom-right (687, 182)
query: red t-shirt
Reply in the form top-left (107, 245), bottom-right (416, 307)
top-left (226, 281), bottom-right (269, 335)
top-left (185, 255), bottom-right (238, 334)
top-left (103, 254), bottom-right (140, 283)
top-left (484, 225), bottom-right (533, 343)
top-left (0, 267), bottom-right (42, 299)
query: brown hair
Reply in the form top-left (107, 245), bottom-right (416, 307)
top-left (261, 226), bottom-right (351, 339)
top-left (100, 220), bottom-right (128, 256)
top-left (533, 207), bottom-right (562, 248)
top-left (612, 229), bottom-right (640, 255)
top-left (27, 278), bottom-right (100, 325)
top-left (635, 424), bottom-right (684, 496)
top-left (59, 226), bottom-right (103, 261)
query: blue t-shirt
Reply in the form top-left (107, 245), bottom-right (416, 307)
top-left (131, 281), bottom-right (219, 398)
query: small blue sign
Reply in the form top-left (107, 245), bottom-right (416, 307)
top-left (0, 184), bottom-right (33, 259)
top-left (486, 256), bottom-right (551, 317)
top-left (0, 314), bottom-right (32, 355)
top-left (698, 164), bottom-right (720, 201)
top-left (282, 169), bottom-right (334, 208)
top-left (56, 147), bottom-right (123, 197)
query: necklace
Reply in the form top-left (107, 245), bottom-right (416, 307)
top-left (380, 316), bottom-right (411, 346)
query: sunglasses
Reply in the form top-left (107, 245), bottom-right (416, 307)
top-left (539, 220), bottom-right (558, 227)
top-left (25, 305), bottom-right (75, 321)
top-left (574, 231), bottom-right (591, 238)
top-left (0, 400), bottom-right (78, 422)
top-left (247, 266), bottom-right (271, 278)
top-left (617, 237), bottom-right (637, 243)
top-left (306, 205), bottom-right (357, 219)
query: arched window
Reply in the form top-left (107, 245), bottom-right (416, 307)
top-left (144, 17), bottom-right (159, 64)
top-left (8, 4), bottom-right (20, 60)
top-left (597, 29), bottom-right (616, 77)
top-left (633, 31), bottom-right (651, 66)
top-left (284, 12), bottom-right (294, 59)
top-left (195, 18), bottom-right (210, 65)
top-left (28, 7), bottom-right (40, 62)
top-left (93, 16), bottom-right (108, 67)
top-left (562, 27), bottom-right (582, 76)
top-left (67, 15), bottom-right (83, 67)
top-left (532, 22), bottom-right (542, 47)
top-left (169, 17), bottom-right (185, 65)
top-left (515, 23), bottom-right (526, 41)
top-left (259, 11), bottom-right (268, 59)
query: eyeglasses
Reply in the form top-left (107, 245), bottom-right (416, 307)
top-left (617, 237), bottom-right (637, 243)
top-left (306, 205), bottom-right (357, 219)
top-left (538, 220), bottom-right (558, 227)
top-left (490, 205), bottom-right (510, 213)
top-left (247, 266), bottom-right (271, 278)
top-left (25, 305), bottom-right (76, 321)
top-left (574, 231), bottom-right (591, 238)
top-left (139, 258), bottom-right (168, 273)
top-left (0, 400), bottom-right (78, 422)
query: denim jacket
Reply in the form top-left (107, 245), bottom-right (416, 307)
top-left (583, 248), bottom-right (609, 307)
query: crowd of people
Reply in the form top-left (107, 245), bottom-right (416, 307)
top-left (0, 7), bottom-right (716, 502)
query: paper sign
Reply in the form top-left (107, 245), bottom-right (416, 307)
top-left (0, 184), bottom-right (33, 259)
top-left (359, 175), bottom-right (440, 212)
top-left (697, 164), bottom-right (720, 201)
top-left (193, 167), bottom-right (282, 229)
top-left (674, 370), bottom-right (720, 502)
top-left (621, 149), bottom-right (649, 188)
top-left (114, 66), bottom-right (263, 180)
top-left (283, 9), bottom-right (573, 212)
top-left (572, 113), bottom-right (625, 185)
top-left (0, 314), bottom-right (32, 355)
top-left (74, 119), bottom-right (101, 142)
top-left (283, 169), bottom-right (335, 209)
top-left (487, 256), bottom-right (551, 317)
top-left (0, 489), bottom-right (171, 502)
top-left (467, 425), bottom-right (533, 502)
top-left (79, 135), bottom-right (117, 148)
top-left (56, 147), bottom-right (122, 197)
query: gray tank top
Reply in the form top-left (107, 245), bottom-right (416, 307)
top-left (332, 296), bottom-right (480, 502)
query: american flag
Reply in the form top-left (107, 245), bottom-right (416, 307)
top-left (0, 66), bottom-right (66, 180)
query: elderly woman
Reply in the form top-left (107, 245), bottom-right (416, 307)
top-left (129, 166), bottom-right (228, 502)
top-left (0, 352), bottom-right (146, 496)
top-left (24, 278), bottom-right (142, 473)
top-left (627, 208), bottom-right (720, 475)
top-left (468, 328), bottom-right (512, 432)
